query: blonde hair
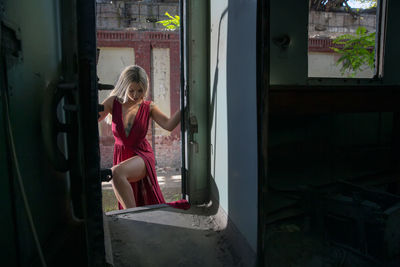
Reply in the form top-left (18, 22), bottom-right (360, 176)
top-left (105, 65), bottom-right (149, 124)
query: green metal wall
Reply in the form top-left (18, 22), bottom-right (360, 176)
top-left (1, 0), bottom-right (104, 265)
top-left (186, 0), bottom-right (209, 204)
top-left (0, 92), bottom-right (18, 266)
top-left (1, 1), bottom-right (68, 265)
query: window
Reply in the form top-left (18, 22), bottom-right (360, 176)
top-left (308, 0), bottom-right (386, 79)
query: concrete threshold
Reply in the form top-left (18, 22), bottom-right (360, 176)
top-left (103, 203), bottom-right (256, 267)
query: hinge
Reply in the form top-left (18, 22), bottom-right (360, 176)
top-left (188, 115), bottom-right (199, 153)
top-left (189, 115), bottom-right (198, 134)
top-left (185, 83), bottom-right (189, 97)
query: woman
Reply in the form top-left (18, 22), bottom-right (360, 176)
top-left (98, 65), bottom-right (182, 209)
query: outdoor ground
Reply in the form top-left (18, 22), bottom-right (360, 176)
top-left (102, 167), bottom-right (182, 212)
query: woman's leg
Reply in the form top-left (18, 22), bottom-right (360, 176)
top-left (111, 156), bottom-right (147, 209)
top-left (110, 179), bottom-right (124, 206)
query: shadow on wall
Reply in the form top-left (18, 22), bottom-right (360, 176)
top-left (208, 0), bottom-right (258, 256)
top-left (226, 0), bottom-right (258, 253)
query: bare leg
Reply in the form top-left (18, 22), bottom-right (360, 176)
top-left (110, 179), bottom-right (124, 205)
top-left (111, 156), bottom-right (147, 209)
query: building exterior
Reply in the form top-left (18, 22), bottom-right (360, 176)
top-left (96, 0), bottom-right (179, 31)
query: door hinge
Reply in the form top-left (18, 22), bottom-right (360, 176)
top-left (189, 115), bottom-right (199, 153)
top-left (189, 115), bottom-right (198, 134)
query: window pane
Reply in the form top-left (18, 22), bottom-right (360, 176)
top-left (308, 0), bottom-right (378, 78)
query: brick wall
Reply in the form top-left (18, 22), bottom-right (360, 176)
top-left (153, 134), bottom-right (181, 171)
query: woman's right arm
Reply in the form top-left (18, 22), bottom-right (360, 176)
top-left (98, 96), bottom-right (115, 122)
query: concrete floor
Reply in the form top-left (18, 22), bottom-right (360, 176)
top-left (104, 203), bottom-right (255, 267)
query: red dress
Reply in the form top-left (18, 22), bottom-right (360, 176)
top-left (112, 98), bottom-right (189, 210)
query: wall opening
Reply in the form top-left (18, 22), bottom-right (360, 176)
top-left (95, 0), bottom-right (182, 212)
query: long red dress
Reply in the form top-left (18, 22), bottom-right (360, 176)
top-left (112, 98), bottom-right (189, 210)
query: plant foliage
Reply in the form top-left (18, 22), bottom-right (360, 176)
top-left (330, 26), bottom-right (375, 77)
top-left (157, 12), bottom-right (180, 30)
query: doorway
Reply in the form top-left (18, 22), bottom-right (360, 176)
top-left (95, 0), bottom-right (184, 212)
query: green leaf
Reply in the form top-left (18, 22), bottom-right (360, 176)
top-left (332, 26), bottom-right (376, 77)
top-left (157, 12), bottom-right (180, 30)
top-left (330, 47), bottom-right (341, 53)
top-left (165, 12), bottom-right (175, 20)
top-left (356, 26), bottom-right (367, 35)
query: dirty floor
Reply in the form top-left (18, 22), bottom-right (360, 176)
top-left (104, 204), bottom-right (254, 267)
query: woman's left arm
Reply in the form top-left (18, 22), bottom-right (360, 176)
top-left (150, 102), bottom-right (181, 131)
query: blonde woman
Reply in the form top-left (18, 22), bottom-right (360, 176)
top-left (98, 65), bottom-right (186, 209)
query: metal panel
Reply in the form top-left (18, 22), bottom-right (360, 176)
top-left (0, 0), bottom-right (106, 265)
top-left (185, 0), bottom-right (209, 204)
top-left (76, 0), bottom-right (106, 265)
top-left (0, 33), bottom-right (19, 267)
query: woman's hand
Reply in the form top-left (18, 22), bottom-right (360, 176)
top-left (150, 102), bottom-right (181, 131)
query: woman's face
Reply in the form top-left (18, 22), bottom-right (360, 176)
top-left (127, 82), bottom-right (145, 103)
